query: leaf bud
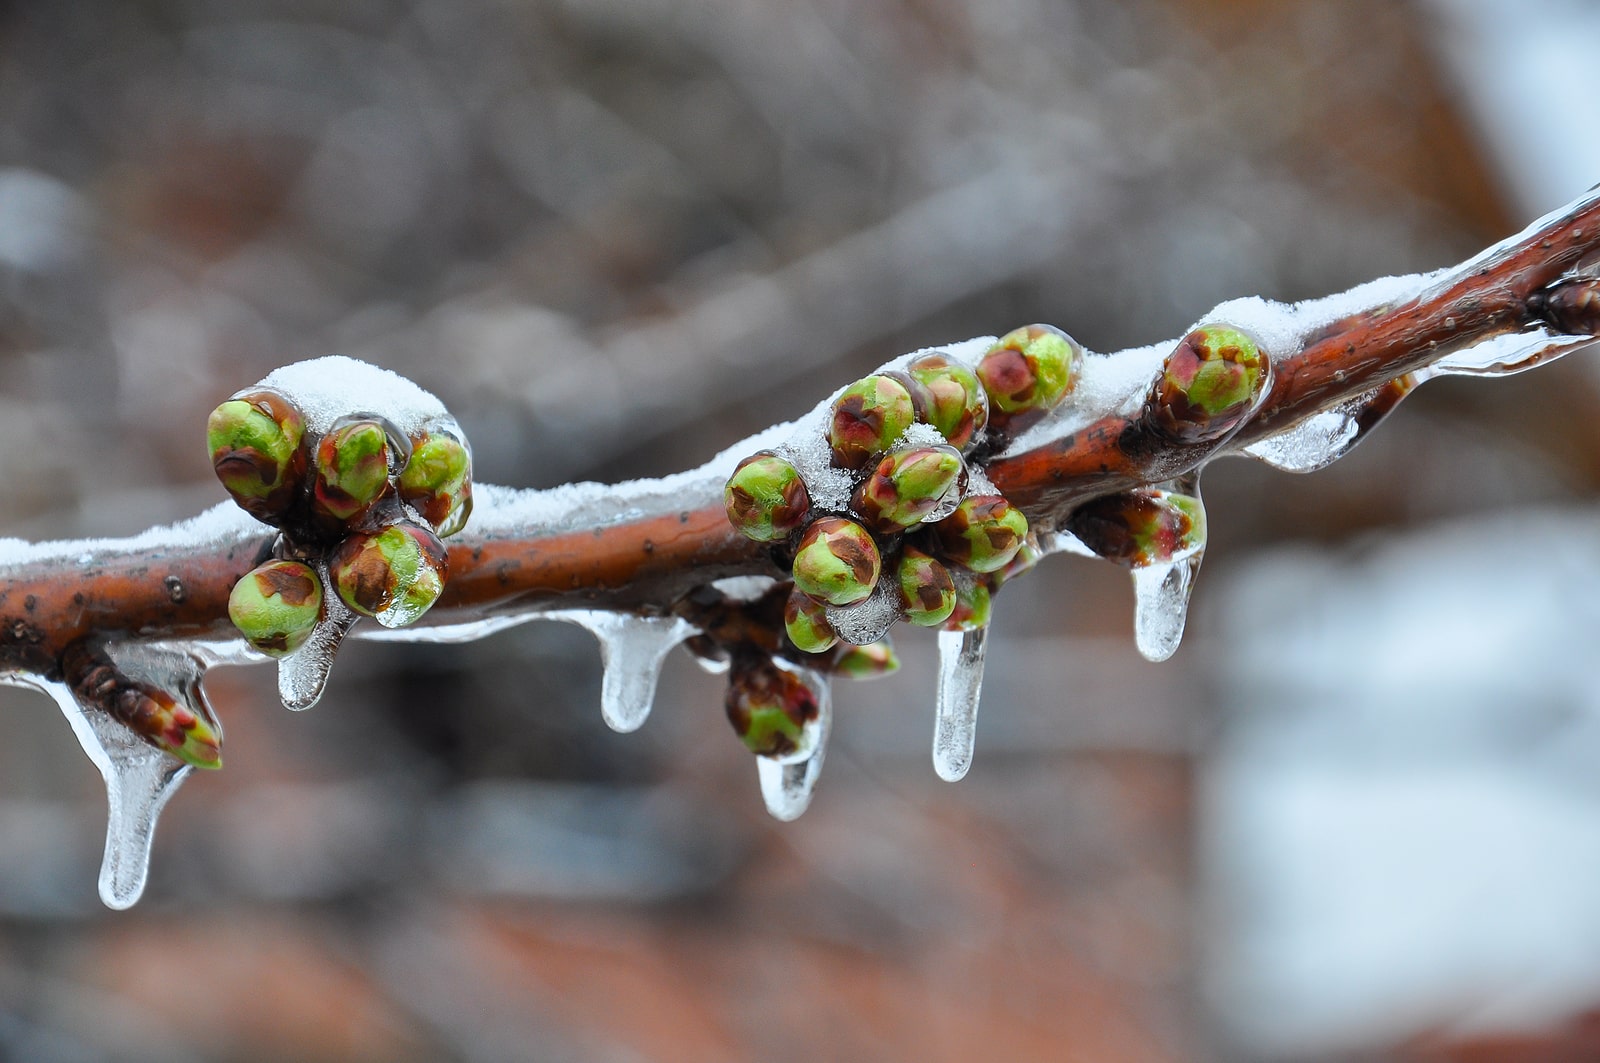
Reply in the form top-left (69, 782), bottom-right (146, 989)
top-left (724, 452), bottom-right (811, 543)
top-left (791, 516), bottom-right (881, 606)
top-left (228, 559), bottom-right (323, 657)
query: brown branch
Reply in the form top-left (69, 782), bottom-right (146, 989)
top-left (4, 190), bottom-right (1600, 679)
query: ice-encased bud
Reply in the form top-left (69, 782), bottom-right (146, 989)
top-left (907, 352), bottom-right (988, 450)
top-left (64, 644), bottom-right (222, 770)
top-left (784, 588), bottom-right (839, 654)
top-left (726, 653), bottom-right (822, 760)
top-left (1146, 325), bottom-right (1268, 443)
top-left (313, 418), bottom-right (392, 524)
top-left (206, 390), bottom-right (306, 523)
top-left (1065, 489), bottom-right (1206, 567)
top-left (791, 516), bottom-right (881, 606)
top-left (976, 324), bottom-right (1080, 419)
top-left (990, 538), bottom-right (1042, 591)
top-left (724, 452), bottom-right (810, 543)
top-left (896, 547), bottom-right (956, 627)
top-left (228, 559), bottom-right (323, 657)
top-left (833, 638), bottom-right (900, 680)
top-left (931, 495), bottom-right (1028, 574)
top-left (400, 427), bottom-right (473, 536)
top-left (331, 522), bottom-right (448, 627)
top-left (828, 375), bottom-right (917, 469)
top-left (943, 576), bottom-right (992, 632)
top-left (852, 446), bottom-right (964, 533)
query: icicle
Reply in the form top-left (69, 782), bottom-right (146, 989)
top-left (756, 667), bottom-right (832, 821)
top-left (823, 576), bottom-right (898, 647)
top-left (1422, 327), bottom-right (1592, 378)
top-left (1244, 375), bottom-right (1418, 474)
top-left (277, 573), bottom-right (356, 711)
top-left (1131, 554), bottom-right (1201, 662)
top-left (932, 625), bottom-right (988, 781)
top-left (551, 611), bottom-right (696, 733)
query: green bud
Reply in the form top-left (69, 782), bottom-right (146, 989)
top-left (896, 548), bottom-right (956, 627)
top-left (791, 517), bottom-right (881, 606)
top-left (990, 538), bottom-right (1042, 590)
top-left (784, 588), bottom-right (839, 654)
top-left (1146, 325), bottom-right (1268, 443)
top-left (207, 390), bottom-right (306, 523)
top-left (127, 687), bottom-right (222, 770)
top-left (725, 654), bottom-right (820, 759)
top-left (400, 428), bottom-right (473, 536)
top-left (1065, 489), bottom-right (1206, 567)
top-left (931, 495), bottom-right (1029, 574)
top-left (976, 324), bottom-right (1081, 420)
top-left (828, 375), bottom-right (916, 469)
top-left (228, 559), bottom-right (323, 657)
top-left (908, 352), bottom-right (988, 449)
top-left (725, 452), bottom-right (811, 542)
top-left (833, 638), bottom-right (900, 680)
top-left (331, 522), bottom-right (449, 627)
top-left (314, 419), bottom-right (393, 524)
top-left (852, 446), bottom-right (964, 533)
top-left (943, 577), bottom-right (992, 632)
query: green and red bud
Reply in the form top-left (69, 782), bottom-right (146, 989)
top-left (896, 547), bottom-right (956, 627)
top-left (783, 588), bottom-right (839, 654)
top-left (228, 559), bottom-right (323, 657)
top-left (833, 638), bottom-right (900, 680)
top-left (206, 390), bottom-right (306, 523)
top-left (1145, 325), bottom-right (1268, 443)
top-left (313, 419), bottom-right (393, 524)
top-left (976, 324), bottom-right (1081, 424)
top-left (119, 685), bottom-right (222, 770)
top-left (791, 516), bottom-right (881, 606)
top-left (907, 352), bottom-right (988, 450)
top-left (851, 446), bottom-right (964, 532)
top-left (943, 576), bottom-right (993, 632)
top-left (1065, 489), bottom-right (1206, 567)
top-left (931, 494), bottom-right (1029, 574)
top-left (990, 537), bottom-right (1042, 591)
top-left (331, 522), bottom-right (449, 627)
top-left (400, 428), bottom-right (473, 536)
top-left (725, 653), bottom-right (821, 759)
top-left (724, 452), bottom-right (811, 543)
top-left (828, 374), bottom-right (917, 469)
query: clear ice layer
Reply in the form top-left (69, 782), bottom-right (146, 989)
top-left (278, 574), bottom-right (356, 712)
top-left (756, 666), bottom-right (832, 821)
top-left (932, 626), bottom-right (988, 782)
top-left (1131, 553), bottom-right (1202, 662)
top-left (824, 577), bottom-right (899, 647)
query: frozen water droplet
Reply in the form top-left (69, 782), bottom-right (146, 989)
top-left (1131, 553), bottom-right (1202, 662)
top-left (1244, 406), bottom-right (1363, 473)
top-left (756, 668), bottom-right (831, 821)
top-left (824, 577), bottom-right (898, 647)
top-left (278, 580), bottom-right (356, 711)
top-left (552, 611), bottom-right (696, 732)
top-left (932, 626), bottom-right (987, 781)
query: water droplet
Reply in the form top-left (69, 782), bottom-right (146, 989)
top-left (756, 667), bottom-right (831, 821)
top-left (552, 611), bottom-right (696, 733)
top-left (1244, 377), bottom-right (1416, 474)
top-left (932, 626), bottom-right (988, 781)
top-left (1131, 554), bottom-right (1202, 662)
top-left (278, 579), bottom-right (356, 711)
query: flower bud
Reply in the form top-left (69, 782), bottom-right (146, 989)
top-left (943, 577), bottom-right (992, 632)
top-left (990, 538), bottom-right (1042, 591)
top-left (851, 446), bottom-right (964, 532)
top-left (206, 390), bottom-right (306, 522)
top-left (228, 559), bottom-right (323, 657)
top-left (400, 428), bottom-right (473, 537)
top-left (1145, 325), bottom-right (1268, 443)
top-left (65, 643), bottom-right (222, 769)
top-left (314, 419), bottom-right (393, 525)
top-left (791, 516), bottom-right (880, 606)
top-left (907, 352), bottom-right (988, 449)
top-left (784, 588), bottom-right (839, 654)
top-left (896, 547), bottom-right (956, 627)
top-left (834, 638), bottom-right (900, 680)
top-left (828, 375), bottom-right (916, 469)
top-left (331, 522), bottom-right (449, 627)
top-left (1065, 489), bottom-right (1206, 567)
top-left (724, 452), bottom-right (811, 542)
top-left (976, 324), bottom-right (1080, 420)
top-left (725, 654), bottom-right (821, 759)
top-left (931, 495), bottom-right (1029, 573)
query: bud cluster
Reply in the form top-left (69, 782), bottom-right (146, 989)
top-left (724, 329), bottom-right (1079, 663)
top-left (208, 389), bottom-right (473, 655)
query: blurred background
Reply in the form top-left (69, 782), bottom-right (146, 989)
top-left (0, 0), bottom-right (1595, 1059)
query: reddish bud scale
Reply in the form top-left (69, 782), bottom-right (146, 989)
top-left (828, 375), bottom-right (917, 469)
top-left (399, 429), bottom-right (473, 535)
top-left (206, 390), bottom-right (307, 523)
top-left (907, 352), bottom-right (988, 450)
top-left (851, 446), bottom-right (964, 533)
top-left (896, 548), bottom-right (956, 627)
top-left (313, 419), bottom-right (393, 525)
top-left (976, 324), bottom-right (1081, 431)
top-left (931, 494), bottom-right (1029, 574)
top-left (331, 521), bottom-right (449, 627)
top-left (1144, 325), bottom-right (1268, 444)
top-left (724, 452), bottom-right (811, 543)
top-left (1065, 490), bottom-right (1205, 567)
top-left (725, 653), bottom-right (820, 758)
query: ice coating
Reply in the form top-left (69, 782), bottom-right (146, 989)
top-left (1421, 328), bottom-right (1595, 378)
top-left (1243, 401), bottom-right (1366, 473)
top-left (1132, 554), bottom-right (1202, 662)
top-left (756, 666), bottom-right (831, 821)
top-left (549, 611), bottom-right (696, 733)
top-left (823, 577), bottom-right (898, 647)
top-left (932, 626), bottom-right (987, 782)
top-left (278, 573), bottom-right (357, 711)
top-left (258, 355), bottom-right (451, 436)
